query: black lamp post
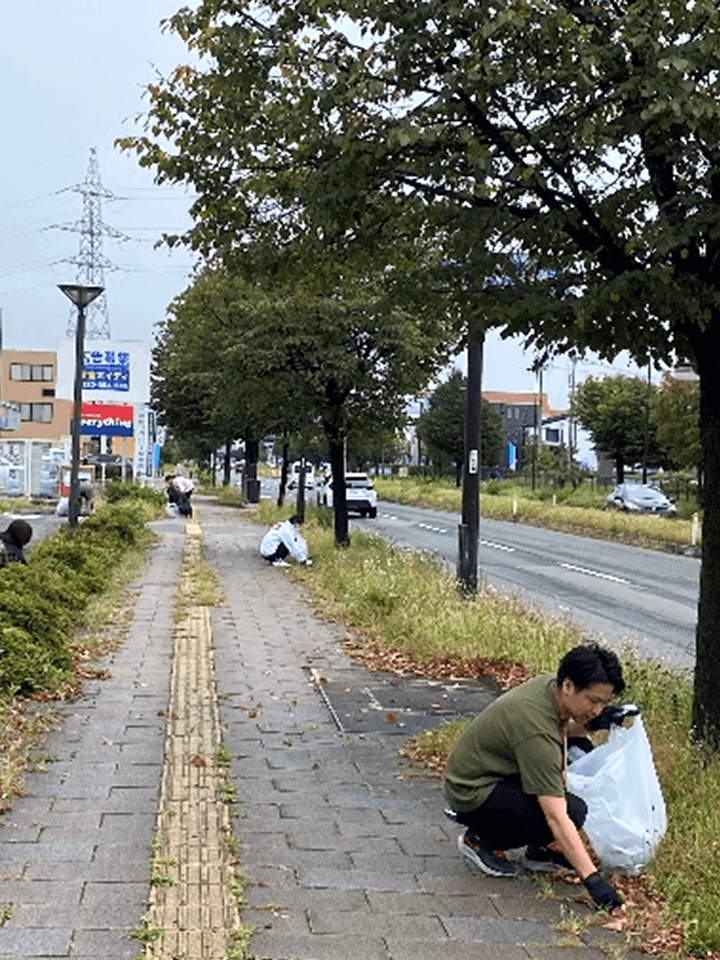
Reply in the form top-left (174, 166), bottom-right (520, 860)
top-left (58, 284), bottom-right (104, 529)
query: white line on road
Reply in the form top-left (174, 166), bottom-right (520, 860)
top-left (480, 539), bottom-right (516, 553)
top-left (418, 522), bottom-right (449, 534)
top-left (559, 562), bottom-right (630, 585)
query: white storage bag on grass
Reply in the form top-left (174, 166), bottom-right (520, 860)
top-left (567, 710), bottom-right (666, 875)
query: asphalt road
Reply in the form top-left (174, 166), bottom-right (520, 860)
top-left (263, 477), bottom-right (698, 672)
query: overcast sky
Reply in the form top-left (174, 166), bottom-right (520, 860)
top-left (0, 1), bottom-right (197, 353)
top-left (1, 0), bottom-right (645, 415)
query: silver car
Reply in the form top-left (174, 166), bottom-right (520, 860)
top-left (605, 483), bottom-right (677, 516)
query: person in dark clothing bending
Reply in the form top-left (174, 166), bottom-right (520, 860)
top-left (0, 519), bottom-right (33, 566)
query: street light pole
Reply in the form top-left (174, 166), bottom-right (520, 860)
top-left (58, 284), bottom-right (104, 530)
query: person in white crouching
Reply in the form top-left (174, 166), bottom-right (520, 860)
top-left (260, 515), bottom-right (312, 567)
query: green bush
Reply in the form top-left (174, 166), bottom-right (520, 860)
top-left (104, 480), bottom-right (166, 510)
top-left (0, 497), bottom-right (153, 695)
top-left (0, 567), bottom-right (72, 651)
top-left (21, 564), bottom-right (94, 615)
top-left (81, 501), bottom-right (150, 547)
top-left (31, 535), bottom-right (114, 596)
top-left (0, 625), bottom-right (71, 696)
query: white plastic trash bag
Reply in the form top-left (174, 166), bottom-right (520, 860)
top-left (567, 711), bottom-right (666, 875)
top-left (165, 503), bottom-right (180, 518)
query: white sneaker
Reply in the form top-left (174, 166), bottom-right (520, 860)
top-left (272, 559), bottom-right (290, 567)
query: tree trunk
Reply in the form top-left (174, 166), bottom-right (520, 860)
top-left (223, 438), bottom-right (231, 487)
top-left (244, 438), bottom-right (260, 503)
top-left (615, 455), bottom-right (625, 484)
top-left (328, 436), bottom-right (349, 547)
top-left (692, 320), bottom-right (720, 748)
top-left (323, 381), bottom-right (350, 547)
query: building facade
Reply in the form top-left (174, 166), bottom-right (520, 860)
top-left (0, 350), bottom-right (73, 444)
top-left (0, 340), bottom-right (155, 497)
top-left (483, 391), bottom-right (562, 471)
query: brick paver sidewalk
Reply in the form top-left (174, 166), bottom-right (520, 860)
top-left (0, 499), bottom-right (634, 960)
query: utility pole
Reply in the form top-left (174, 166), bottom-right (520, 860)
top-left (568, 356), bottom-right (577, 480)
top-left (642, 359), bottom-right (651, 484)
top-left (457, 331), bottom-right (484, 595)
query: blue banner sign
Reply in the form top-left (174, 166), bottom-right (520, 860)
top-left (83, 350), bottom-right (131, 392)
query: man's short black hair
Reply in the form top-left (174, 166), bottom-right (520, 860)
top-left (556, 643), bottom-right (625, 695)
top-left (289, 514), bottom-right (304, 525)
top-left (7, 519), bottom-right (32, 547)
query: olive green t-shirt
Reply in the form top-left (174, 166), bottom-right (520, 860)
top-left (444, 673), bottom-right (564, 812)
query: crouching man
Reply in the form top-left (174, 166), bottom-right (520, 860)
top-left (444, 643), bottom-right (624, 911)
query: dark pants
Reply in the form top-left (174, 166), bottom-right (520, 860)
top-left (264, 542), bottom-right (290, 563)
top-left (454, 776), bottom-right (587, 850)
top-left (168, 490), bottom-right (192, 517)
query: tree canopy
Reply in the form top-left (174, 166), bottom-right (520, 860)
top-left (417, 370), bottom-right (503, 484)
top-left (572, 374), bottom-right (664, 483)
top-left (154, 263), bottom-right (456, 542)
top-left (652, 374), bottom-right (701, 478)
top-left (121, 0), bottom-right (720, 365)
top-left (153, 267), bottom-right (279, 466)
top-left (122, 0), bottom-right (720, 744)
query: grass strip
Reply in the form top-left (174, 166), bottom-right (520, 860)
top-left (374, 476), bottom-right (699, 552)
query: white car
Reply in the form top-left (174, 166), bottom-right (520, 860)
top-left (287, 461), bottom-right (315, 490)
top-left (317, 472), bottom-right (378, 518)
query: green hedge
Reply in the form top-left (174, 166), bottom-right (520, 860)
top-left (0, 500), bottom-right (155, 696)
top-left (103, 480), bottom-right (166, 510)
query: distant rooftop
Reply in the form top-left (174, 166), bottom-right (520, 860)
top-left (483, 390), bottom-right (566, 418)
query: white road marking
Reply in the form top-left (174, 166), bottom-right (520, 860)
top-left (418, 522), bottom-right (449, 534)
top-left (480, 539), bottom-right (516, 553)
top-left (559, 562), bottom-right (630, 585)
top-left (387, 518), bottom-right (631, 587)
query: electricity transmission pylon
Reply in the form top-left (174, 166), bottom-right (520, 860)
top-left (57, 147), bottom-right (127, 338)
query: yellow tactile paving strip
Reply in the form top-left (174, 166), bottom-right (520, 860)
top-left (145, 512), bottom-right (240, 959)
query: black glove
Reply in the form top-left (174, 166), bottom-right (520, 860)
top-left (584, 872), bottom-right (623, 910)
top-left (587, 704), bottom-right (639, 731)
